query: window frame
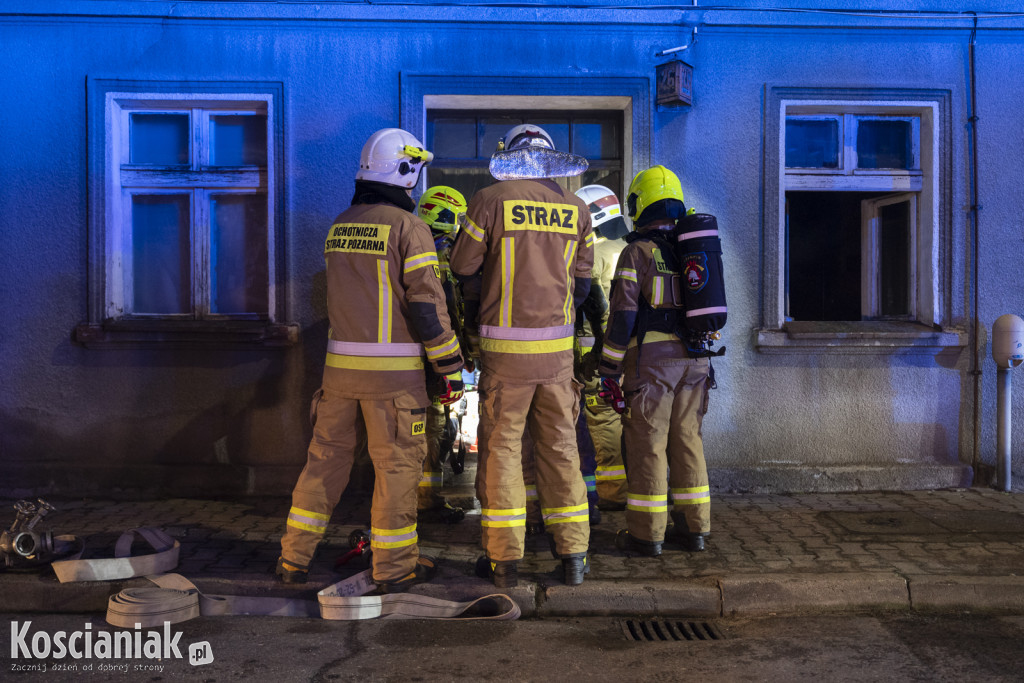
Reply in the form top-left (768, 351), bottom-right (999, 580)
top-left (759, 88), bottom-right (963, 353)
top-left (79, 79), bottom-right (295, 348)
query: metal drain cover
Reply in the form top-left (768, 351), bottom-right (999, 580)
top-left (621, 619), bottom-right (726, 642)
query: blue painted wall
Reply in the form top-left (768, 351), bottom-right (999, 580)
top-left (1, 2), bottom-right (1021, 494)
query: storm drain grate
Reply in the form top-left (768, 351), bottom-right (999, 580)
top-left (621, 619), bottom-right (727, 642)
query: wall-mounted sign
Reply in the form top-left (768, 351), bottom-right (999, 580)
top-left (656, 60), bottom-right (693, 106)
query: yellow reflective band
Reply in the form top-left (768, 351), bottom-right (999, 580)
top-left (482, 519), bottom-right (527, 528)
top-left (503, 200), bottom-right (578, 235)
top-left (464, 218), bottom-right (485, 242)
top-left (674, 497), bottom-right (711, 505)
top-left (626, 504), bottom-right (669, 513)
top-left (585, 232), bottom-right (595, 247)
top-left (602, 344), bottom-right (626, 360)
top-left (370, 523), bottom-right (418, 549)
top-left (371, 523), bottom-right (417, 536)
top-left (652, 276), bottom-right (664, 305)
top-left (371, 536), bottom-right (418, 549)
top-left (672, 486), bottom-right (710, 494)
top-left (562, 239), bottom-right (577, 324)
top-left (627, 330), bottom-right (679, 349)
top-left (500, 236), bottom-right (514, 327)
top-left (615, 268), bottom-right (638, 282)
top-left (481, 507), bottom-right (527, 516)
top-left (479, 336), bottom-right (574, 354)
top-left (404, 252), bottom-right (439, 273)
top-left (377, 260), bottom-right (392, 343)
top-left (425, 334), bottom-right (459, 360)
top-left (290, 507), bottom-right (329, 521)
top-left (629, 493), bottom-right (667, 501)
top-left (286, 519), bottom-right (328, 534)
top-left (326, 353), bottom-right (424, 371)
top-left (541, 503), bottom-right (588, 515)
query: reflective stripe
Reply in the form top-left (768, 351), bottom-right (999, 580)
top-left (525, 485), bottom-right (538, 501)
top-left (370, 524), bottom-right (418, 550)
top-left (602, 343), bottom-right (626, 361)
top-left (542, 502), bottom-right (588, 525)
top-left (671, 485), bottom-right (711, 505)
top-left (596, 467), bottom-right (627, 481)
top-left (687, 306), bottom-right (727, 317)
top-left (327, 340), bottom-right (424, 357)
top-left (287, 507), bottom-right (329, 534)
top-left (677, 229), bottom-right (718, 241)
top-left (500, 237), bottom-right (515, 327)
top-left (627, 330), bottom-right (679, 349)
top-left (326, 353), bottom-right (424, 371)
top-left (481, 507), bottom-right (527, 528)
top-left (480, 324), bottom-right (574, 341)
top-left (479, 337), bottom-right (573, 354)
top-left (404, 251), bottom-right (439, 273)
top-left (425, 334), bottom-right (459, 360)
top-left (615, 267), bottom-right (638, 282)
top-left (626, 493), bottom-right (669, 513)
top-left (562, 239), bottom-right (578, 324)
top-left (583, 475), bottom-right (596, 492)
top-left (463, 218), bottom-right (485, 242)
top-left (652, 277), bottom-right (664, 306)
top-left (419, 471), bottom-right (443, 487)
top-left (585, 232), bottom-right (596, 248)
top-left (377, 260), bottom-right (392, 343)
top-left (576, 335), bottom-right (596, 351)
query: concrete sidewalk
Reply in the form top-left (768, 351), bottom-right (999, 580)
top-left (2, 488), bottom-right (1023, 618)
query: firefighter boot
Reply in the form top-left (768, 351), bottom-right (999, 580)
top-left (562, 555), bottom-right (588, 586)
top-left (614, 529), bottom-right (663, 557)
top-left (276, 557), bottom-right (309, 585)
top-left (475, 556), bottom-right (518, 589)
top-left (670, 511), bottom-right (708, 552)
top-left (418, 501), bottom-right (466, 525)
top-left (375, 556), bottom-right (437, 594)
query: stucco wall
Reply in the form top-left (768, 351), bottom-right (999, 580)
top-left (0, 1), bottom-right (1021, 494)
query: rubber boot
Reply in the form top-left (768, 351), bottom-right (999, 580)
top-left (562, 556), bottom-right (588, 586)
top-left (614, 529), bottom-right (662, 557)
top-left (475, 556), bottom-right (518, 589)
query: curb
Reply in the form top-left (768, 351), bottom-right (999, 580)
top-left (5, 572), bottom-right (1024, 618)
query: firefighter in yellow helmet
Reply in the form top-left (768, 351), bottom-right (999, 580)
top-left (278, 128), bottom-right (464, 592)
top-left (415, 185), bottom-right (472, 524)
top-left (598, 165), bottom-right (713, 556)
top-left (450, 124), bottom-right (594, 588)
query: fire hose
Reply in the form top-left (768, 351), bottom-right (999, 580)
top-left (5, 501), bottom-right (519, 625)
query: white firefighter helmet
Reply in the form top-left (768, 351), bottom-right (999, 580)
top-left (497, 123), bottom-right (556, 152)
top-left (490, 123), bottom-right (588, 181)
top-left (575, 184), bottom-right (630, 240)
top-left (356, 128), bottom-right (434, 189)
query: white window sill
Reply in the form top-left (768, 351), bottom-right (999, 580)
top-left (74, 320), bottom-right (300, 349)
top-left (756, 321), bottom-right (966, 354)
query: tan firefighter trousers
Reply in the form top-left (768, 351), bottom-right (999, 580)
top-left (622, 357), bottom-right (711, 543)
top-left (584, 377), bottom-right (628, 504)
top-left (417, 400), bottom-right (449, 510)
top-left (281, 387), bottom-right (429, 583)
top-left (476, 374), bottom-right (590, 561)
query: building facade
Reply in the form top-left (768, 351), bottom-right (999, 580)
top-left (1, 1), bottom-right (1022, 496)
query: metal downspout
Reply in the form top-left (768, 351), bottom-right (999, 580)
top-left (968, 14), bottom-right (983, 478)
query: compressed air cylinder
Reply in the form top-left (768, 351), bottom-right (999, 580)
top-left (673, 213), bottom-right (727, 333)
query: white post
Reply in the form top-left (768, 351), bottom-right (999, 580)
top-left (996, 367), bottom-right (1012, 492)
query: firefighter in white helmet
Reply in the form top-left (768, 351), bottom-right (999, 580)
top-left (450, 123), bottom-right (594, 588)
top-left (573, 185), bottom-right (630, 512)
top-left (415, 185), bottom-right (472, 524)
top-left (598, 165), bottom-right (713, 556)
top-left (278, 128), bottom-right (465, 592)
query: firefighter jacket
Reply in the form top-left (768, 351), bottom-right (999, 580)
top-left (321, 201), bottom-right (464, 400)
top-left (450, 178), bottom-right (594, 384)
top-left (600, 222), bottom-right (691, 377)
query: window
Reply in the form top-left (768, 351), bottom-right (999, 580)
top-left (759, 89), bottom-right (962, 353)
top-left (425, 110), bottom-right (625, 200)
top-left (80, 81), bottom-right (295, 347)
